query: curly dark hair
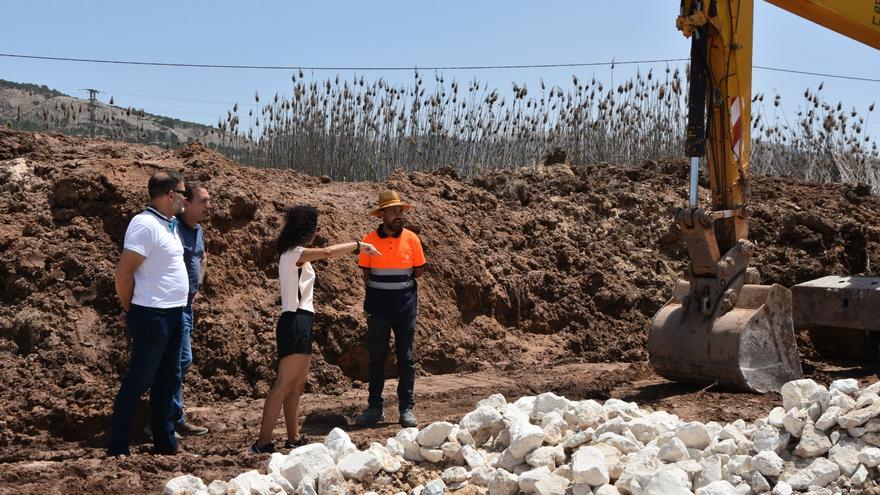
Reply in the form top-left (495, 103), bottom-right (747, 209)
top-left (277, 205), bottom-right (318, 255)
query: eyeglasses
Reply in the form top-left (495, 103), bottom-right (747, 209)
top-left (170, 189), bottom-right (186, 196)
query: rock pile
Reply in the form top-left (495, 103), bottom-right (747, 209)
top-left (165, 378), bottom-right (880, 495)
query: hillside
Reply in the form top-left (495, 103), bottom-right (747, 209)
top-left (0, 79), bottom-right (223, 147)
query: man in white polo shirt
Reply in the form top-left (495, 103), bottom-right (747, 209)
top-left (108, 170), bottom-right (191, 456)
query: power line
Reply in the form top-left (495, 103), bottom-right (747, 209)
top-left (2, 51), bottom-right (879, 84)
top-left (753, 65), bottom-right (880, 83)
top-left (0, 52), bottom-right (688, 70)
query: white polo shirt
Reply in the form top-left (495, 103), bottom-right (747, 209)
top-left (124, 208), bottom-right (189, 309)
top-left (279, 246), bottom-right (315, 313)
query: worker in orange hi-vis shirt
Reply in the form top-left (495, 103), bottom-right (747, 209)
top-left (355, 190), bottom-right (427, 428)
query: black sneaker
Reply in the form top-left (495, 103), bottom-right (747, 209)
top-left (399, 408), bottom-right (418, 427)
top-left (355, 407), bottom-right (385, 426)
top-left (284, 435), bottom-right (309, 449)
top-left (249, 441), bottom-right (276, 455)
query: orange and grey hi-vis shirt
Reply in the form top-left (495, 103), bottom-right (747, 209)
top-left (359, 225), bottom-right (427, 317)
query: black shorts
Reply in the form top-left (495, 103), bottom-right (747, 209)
top-left (276, 310), bottom-right (314, 358)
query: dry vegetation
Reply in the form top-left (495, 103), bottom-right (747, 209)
top-left (215, 67), bottom-right (880, 191)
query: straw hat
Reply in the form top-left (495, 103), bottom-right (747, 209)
top-left (370, 190), bottom-right (411, 217)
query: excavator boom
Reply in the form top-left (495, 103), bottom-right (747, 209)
top-left (648, 0), bottom-right (879, 392)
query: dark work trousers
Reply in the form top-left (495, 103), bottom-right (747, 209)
top-left (107, 304), bottom-right (184, 456)
top-left (366, 312), bottom-right (417, 411)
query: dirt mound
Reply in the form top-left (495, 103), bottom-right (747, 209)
top-left (1, 127), bottom-right (880, 492)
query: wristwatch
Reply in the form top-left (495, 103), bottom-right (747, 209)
top-left (353, 241), bottom-right (361, 255)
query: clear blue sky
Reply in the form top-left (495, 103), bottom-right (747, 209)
top-left (2, 0), bottom-right (878, 140)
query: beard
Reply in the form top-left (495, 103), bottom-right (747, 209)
top-left (386, 219), bottom-right (404, 233)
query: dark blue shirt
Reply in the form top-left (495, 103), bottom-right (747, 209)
top-left (176, 215), bottom-right (205, 306)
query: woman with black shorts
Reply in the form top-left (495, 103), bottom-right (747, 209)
top-left (250, 205), bottom-right (380, 454)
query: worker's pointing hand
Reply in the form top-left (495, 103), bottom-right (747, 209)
top-left (361, 242), bottom-right (381, 256)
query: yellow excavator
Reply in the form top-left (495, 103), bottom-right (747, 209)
top-left (647, 0), bottom-right (880, 393)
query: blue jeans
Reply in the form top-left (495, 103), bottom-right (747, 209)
top-left (107, 304), bottom-right (183, 456)
top-left (171, 305), bottom-right (194, 425)
top-left (366, 313), bottom-right (417, 411)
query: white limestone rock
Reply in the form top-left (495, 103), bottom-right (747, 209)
top-left (627, 418), bottom-right (659, 444)
top-left (562, 429), bottom-right (592, 450)
top-left (396, 428), bottom-right (424, 462)
top-left (595, 432), bottom-right (641, 454)
top-left (593, 485), bottom-right (620, 495)
top-left (564, 400), bottom-right (606, 429)
top-left (571, 446), bottom-right (609, 487)
top-left (441, 441), bottom-right (463, 465)
top-left (532, 393), bottom-right (570, 420)
top-left (772, 481), bottom-right (792, 495)
top-left (552, 464), bottom-right (572, 482)
top-left (695, 480), bottom-right (737, 495)
top-left (460, 406), bottom-right (503, 444)
top-left (694, 455), bottom-right (723, 491)
top-left (164, 475), bottom-right (207, 495)
top-left (206, 480), bottom-right (230, 495)
top-left (518, 466), bottom-right (552, 494)
top-left (324, 428), bottom-right (358, 462)
top-left (459, 445), bottom-right (485, 469)
top-left (858, 446), bottom-right (880, 467)
top-left (603, 398), bottom-right (639, 420)
top-left (443, 466), bottom-right (470, 485)
top-left (418, 422), bottom-right (456, 448)
top-left (337, 450), bottom-right (382, 482)
top-left (827, 436), bottom-right (863, 477)
top-left (420, 447), bottom-right (444, 463)
top-left (614, 449), bottom-right (661, 495)
top-left (368, 443), bottom-right (401, 474)
top-left (780, 379), bottom-right (825, 411)
top-left (488, 469), bottom-right (519, 495)
top-left (837, 400), bottom-right (880, 429)
top-left (231, 470), bottom-right (282, 495)
top-left (752, 450), bottom-right (784, 477)
top-left (477, 394), bottom-right (508, 411)
top-left (782, 408), bottom-right (807, 437)
top-left (526, 445), bottom-right (564, 470)
top-left (533, 474), bottom-right (569, 495)
top-left (779, 457), bottom-right (840, 490)
top-left (712, 439), bottom-right (738, 456)
top-left (830, 379), bottom-right (859, 396)
top-left (677, 422), bottom-right (712, 450)
top-left (752, 425), bottom-right (790, 454)
top-left (766, 407), bottom-right (786, 428)
top-left (749, 472), bottom-right (771, 494)
top-left (793, 422), bottom-right (832, 457)
top-left (279, 444), bottom-right (336, 490)
top-left (471, 466), bottom-right (496, 487)
top-left (850, 463), bottom-right (869, 486)
top-left (725, 455), bottom-right (751, 479)
top-left (423, 479), bottom-right (447, 495)
top-left (658, 435), bottom-right (690, 463)
top-left (317, 466), bottom-right (346, 495)
top-left (815, 406), bottom-right (843, 431)
top-left (508, 421), bottom-right (545, 460)
top-left (643, 467), bottom-right (692, 495)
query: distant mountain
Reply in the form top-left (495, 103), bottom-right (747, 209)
top-left (0, 79), bottom-right (224, 147)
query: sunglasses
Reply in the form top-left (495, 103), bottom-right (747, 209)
top-left (169, 189), bottom-right (186, 196)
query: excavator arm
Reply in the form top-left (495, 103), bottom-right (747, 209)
top-left (647, 0), bottom-right (879, 392)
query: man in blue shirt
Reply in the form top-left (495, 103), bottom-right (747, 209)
top-left (150, 180), bottom-right (211, 437)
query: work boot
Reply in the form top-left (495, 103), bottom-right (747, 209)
top-left (176, 420), bottom-right (209, 436)
top-left (355, 407), bottom-right (385, 426)
top-left (144, 423), bottom-right (181, 439)
top-left (399, 408), bottom-right (418, 428)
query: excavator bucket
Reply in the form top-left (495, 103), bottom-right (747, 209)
top-left (792, 276), bottom-right (880, 361)
top-left (648, 280), bottom-right (803, 393)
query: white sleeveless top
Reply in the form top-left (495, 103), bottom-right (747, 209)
top-left (279, 246), bottom-right (315, 313)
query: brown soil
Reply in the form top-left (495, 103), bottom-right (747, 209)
top-left (1, 127), bottom-right (879, 493)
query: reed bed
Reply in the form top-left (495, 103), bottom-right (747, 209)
top-left (216, 68), bottom-right (878, 193)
